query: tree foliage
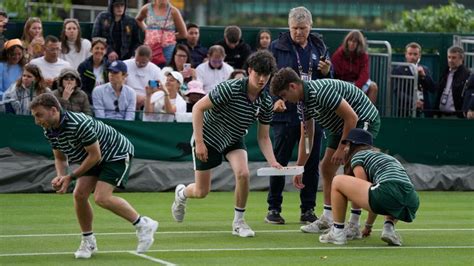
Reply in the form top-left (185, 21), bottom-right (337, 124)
top-left (0, 0), bottom-right (71, 22)
top-left (386, 2), bottom-right (474, 33)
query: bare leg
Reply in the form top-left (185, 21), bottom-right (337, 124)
top-left (367, 82), bottom-right (379, 104)
top-left (331, 175), bottom-right (373, 224)
top-left (73, 176), bottom-right (98, 232)
top-left (320, 148), bottom-right (340, 206)
top-left (226, 149), bottom-right (250, 209)
top-left (93, 181), bottom-right (139, 223)
top-left (183, 169), bottom-right (212, 199)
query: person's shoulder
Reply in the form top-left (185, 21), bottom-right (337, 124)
top-left (123, 58), bottom-right (135, 66)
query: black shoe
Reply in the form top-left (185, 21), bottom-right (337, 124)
top-left (300, 209), bottom-right (318, 224)
top-left (264, 210), bottom-right (285, 224)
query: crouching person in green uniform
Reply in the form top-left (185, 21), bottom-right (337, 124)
top-left (319, 128), bottom-right (419, 246)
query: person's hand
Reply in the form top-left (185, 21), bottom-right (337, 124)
top-left (51, 175), bottom-right (72, 194)
top-left (417, 66), bottom-right (426, 78)
top-left (195, 141), bottom-right (208, 162)
top-left (270, 161), bottom-right (283, 169)
top-left (273, 99), bottom-right (287, 112)
top-left (293, 174), bottom-right (305, 189)
top-left (416, 100), bottom-right (424, 109)
top-left (145, 85), bottom-right (157, 96)
top-left (331, 146), bottom-right (346, 165)
top-left (108, 51), bottom-right (119, 62)
top-left (62, 83), bottom-right (75, 101)
top-left (362, 224), bottom-right (372, 237)
top-left (318, 58), bottom-right (331, 76)
top-left (467, 110), bottom-right (474, 119)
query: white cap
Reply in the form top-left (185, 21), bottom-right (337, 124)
top-left (165, 70), bottom-right (184, 85)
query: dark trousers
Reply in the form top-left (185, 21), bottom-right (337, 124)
top-left (267, 122), bottom-right (322, 213)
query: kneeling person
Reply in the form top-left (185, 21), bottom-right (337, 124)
top-left (30, 93), bottom-right (158, 258)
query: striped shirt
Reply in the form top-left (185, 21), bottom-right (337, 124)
top-left (44, 111), bottom-right (134, 163)
top-left (351, 150), bottom-right (413, 186)
top-left (302, 79), bottom-right (378, 134)
top-left (203, 78), bottom-right (273, 153)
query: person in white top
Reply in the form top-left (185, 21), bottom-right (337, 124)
top-left (195, 45), bottom-right (234, 94)
top-left (59, 18), bottom-right (92, 69)
top-left (124, 45), bottom-right (163, 110)
top-left (144, 70), bottom-right (186, 122)
top-left (30, 35), bottom-right (71, 87)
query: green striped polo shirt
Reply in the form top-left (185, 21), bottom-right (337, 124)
top-left (204, 78), bottom-right (273, 153)
top-left (44, 111), bottom-right (134, 163)
top-left (303, 79), bottom-right (378, 134)
top-left (351, 150), bottom-right (413, 185)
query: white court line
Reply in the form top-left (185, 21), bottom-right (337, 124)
top-left (129, 251), bottom-right (176, 266)
top-left (0, 246), bottom-right (473, 257)
top-left (0, 228), bottom-right (473, 238)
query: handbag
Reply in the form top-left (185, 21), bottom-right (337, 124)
top-left (144, 6), bottom-right (172, 66)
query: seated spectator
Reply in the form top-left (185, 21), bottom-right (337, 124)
top-left (78, 37), bottom-right (109, 103)
top-left (52, 68), bottom-right (92, 115)
top-left (331, 30), bottom-right (378, 104)
top-left (255, 29), bottom-right (272, 51)
top-left (229, 69), bottom-right (247, 80)
top-left (92, 0), bottom-right (141, 61)
top-left (136, 0), bottom-right (187, 66)
top-left (180, 23), bottom-right (208, 67)
top-left (392, 42), bottom-right (436, 117)
top-left (21, 17), bottom-right (44, 61)
top-left (215, 25), bottom-right (252, 69)
top-left (185, 79), bottom-right (205, 112)
top-left (60, 18), bottom-right (92, 69)
top-left (124, 45), bottom-right (163, 110)
top-left (92, 60), bottom-right (136, 120)
top-left (436, 45), bottom-right (471, 118)
top-left (144, 70), bottom-right (186, 122)
top-left (2, 64), bottom-right (50, 115)
top-left (195, 45), bottom-right (234, 94)
top-left (0, 9), bottom-right (8, 54)
top-left (30, 35), bottom-right (71, 88)
top-left (165, 44), bottom-right (195, 84)
top-left (462, 73), bottom-right (474, 118)
top-left (0, 39), bottom-right (26, 98)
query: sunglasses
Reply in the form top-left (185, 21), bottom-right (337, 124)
top-left (63, 75), bottom-right (75, 81)
top-left (92, 37), bottom-right (107, 43)
top-left (114, 100), bottom-right (119, 112)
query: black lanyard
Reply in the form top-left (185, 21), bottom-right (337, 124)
top-left (292, 41), bottom-right (313, 81)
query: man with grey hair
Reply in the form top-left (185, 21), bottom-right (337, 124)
top-left (216, 25), bottom-right (252, 69)
top-left (266, 6), bottom-right (334, 228)
top-left (196, 45), bottom-right (234, 93)
top-left (124, 45), bottom-right (163, 110)
top-left (436, 45), bottom-right (471, 118)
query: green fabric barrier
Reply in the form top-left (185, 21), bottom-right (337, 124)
top-left (0, 113), bottom-right (472, 165)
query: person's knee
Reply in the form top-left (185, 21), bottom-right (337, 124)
top-left (331, 175), bottom-right (346, 189)
top-left (235, 170), bottom-right (250, 183)
top-left (370, 82), bottom-right (378, 92)
top-left (193, 187), bottom-right (209, 198)
top-left (73, 188), bottom-right (90, 202)
top-left (94, 193), bottom-right (111, 208)
top-left (320, 159), bottom-right (335, 179)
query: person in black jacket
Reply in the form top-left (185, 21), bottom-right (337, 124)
top-left (92, 0), bottom-right (141, 61)
top-left (436, 45), bottom-right (471, 118)
top-left (215, 25), bottom-right (252, 69)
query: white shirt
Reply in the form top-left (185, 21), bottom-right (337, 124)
top-left (60, 39), bottom-right (92, 69)
top-left (124, 59), bottom-right (163, 96)
top-left (30, 57), bottom-right (71, 80)
top-left (196, 62), bottom-right (234, 94)
top-left (143, 91), bottom-right (187, 122)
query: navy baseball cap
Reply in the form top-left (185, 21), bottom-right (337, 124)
top-left (108, 60), bottom-right (127, 73)
top-left (341, 128), bottom-right (373, 146)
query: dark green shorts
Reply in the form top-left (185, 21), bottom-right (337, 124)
top-left (326, 114), bottom-right (381, 150)
top-left (368, 180), bottom-right (420, 222)
top-left (193, 138), bottom-right (246, 171)
top-left (82, 154), bottom-right (132, 189)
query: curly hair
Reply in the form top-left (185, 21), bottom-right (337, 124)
top-left (245, 50), bottom-right (276, 76)
top-left (269, 67), bottom-right (302, 96)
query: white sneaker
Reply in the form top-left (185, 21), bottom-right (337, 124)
top-left (136, 216), bottom-right (159, 253)
top-left (344, 222), bottom-right (362, 240)
top-left (171, 184), bottom-right (187, 222)
top-left (381, 229), bottom-right (402, 246)
top-left (232, 219), bottom-right (255, 237)
top-left (74, 235), bottom-right (97, 259)
top-left (319, 227), bottom-right (347, 245)
top-left (300, 215), bottom-right (332, 233)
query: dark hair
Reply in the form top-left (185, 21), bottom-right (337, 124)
top-left (270, 67), bottom-right (302, 96)
top-left (44, 35), bottom-right (60, 46)
top-left (224, 25), bottom-right (241, 44)
top-left (136, 45), bottom-right (152, 58)
top-left (229, 69), bottom-right (247, 79)
top-left (256, 29), bottom-right (272, 50)
top-left (18, 64), bottom-right (48, 94)
top-left (342, 30), bottom-right (366, 56)
top-left (169, 44), bottom-right (191, 70)
top-left (448, 45), bottom-right (465, 59)
top-left (186, 23), bottom-right (199, 30)
top-left (343, 143), bottom-right (373, 175)
top-left (1, 44), bottom-right (26, 67)
top-left (0, 9), bottom-right (8, 18)
top-left (60, 19), bottom-right (82, 54)
top-left (405, 42), bottom-right (422, 53)
top-left (246, 50), bottom-right (276, 76)
top-left (30, 92), bottom-right (61, 111)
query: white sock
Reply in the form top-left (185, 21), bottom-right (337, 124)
top-left (234, 207), bottom-right (245, 223)
top-left (323, 205), bottom-right (333, 222)
top-left (384, 221), bottom-right (395, 232)
top-left (178, 187), bottom-right (187, 201)
top-left (333, 223), bottom-right (345, 235)
top-left (349, 208), bottom-right (361, 226)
